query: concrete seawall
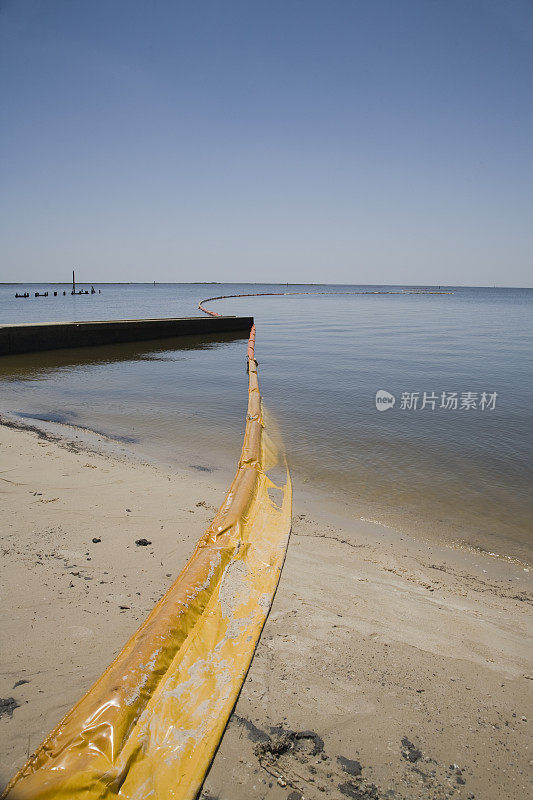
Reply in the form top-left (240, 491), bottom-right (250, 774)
top-left (0, 316), bottom-right (253, 356)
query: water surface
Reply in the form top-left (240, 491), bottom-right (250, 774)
top-left (1, 282), bottom-right (531, 562)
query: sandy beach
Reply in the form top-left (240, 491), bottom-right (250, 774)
top-left (0, 418), bottom-right (531, 799)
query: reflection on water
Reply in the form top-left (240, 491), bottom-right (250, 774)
top-left (0, 330), bottom-right (248, 381)
top-left (1, 283), bottom-right (531, 562)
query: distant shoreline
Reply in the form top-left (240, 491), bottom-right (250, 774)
top-left (1, 282), bottom-right (532, 289)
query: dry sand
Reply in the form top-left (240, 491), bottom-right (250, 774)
top-left (0, 419), bottom-right (531, 799)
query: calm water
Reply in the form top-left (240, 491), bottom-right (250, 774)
top-left (1, 283), bottom-right (531, 562)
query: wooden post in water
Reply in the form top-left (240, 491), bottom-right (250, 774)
top-left (72, 270), bottom-right (76, 294)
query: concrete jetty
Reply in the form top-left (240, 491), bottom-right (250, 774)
top-left (0, 316), bottom-right (253, 356)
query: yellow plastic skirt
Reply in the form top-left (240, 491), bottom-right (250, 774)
top-left (3, 330), bottom-right (292, 800)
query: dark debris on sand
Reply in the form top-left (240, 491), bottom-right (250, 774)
top-left (338, 755), bottom-right (363, 776)
top-left (400, 737), bottom-right (423, 763)
top-left (205, 714), bottom-right (481, 799)
top-left (0, 698), bottom-right (19, 719)
top-left (232, 715), bottom-right (385, 799)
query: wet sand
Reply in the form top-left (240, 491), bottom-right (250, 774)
top-left (0, 420), bottom-right (531, 799)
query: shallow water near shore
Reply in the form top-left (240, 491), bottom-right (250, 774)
top-left (0, 282), bottom-right (531, 562)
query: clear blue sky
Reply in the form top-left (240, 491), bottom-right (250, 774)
top-left (1, 0), bottom-right (532, 285)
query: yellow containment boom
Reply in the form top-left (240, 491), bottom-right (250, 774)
top-left (3, 324), bottom-right (292, 800)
